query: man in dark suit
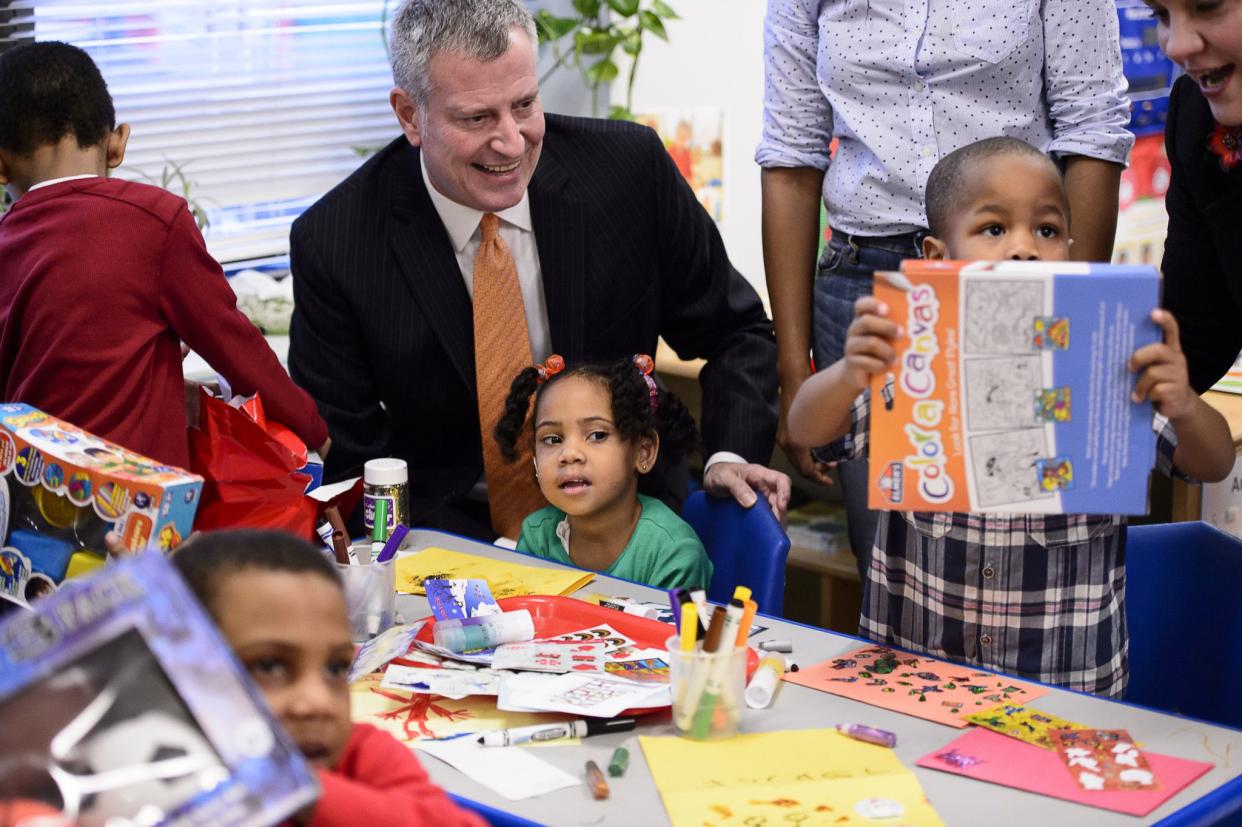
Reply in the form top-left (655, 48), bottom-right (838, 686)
top-left (288, 0), bottom-right (787, 541)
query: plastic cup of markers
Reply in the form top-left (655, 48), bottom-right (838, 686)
top-left (666, 635), bottom-right (747, 741)
top-left (337, 553), bottom-right (396, 643)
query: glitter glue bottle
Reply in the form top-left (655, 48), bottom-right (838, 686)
top-left (744, 654), bottom-right (785, 709)
top-left (836, 724), bottom-right (897, 748)
top-left (363, 458), bottom-right (409, 534)
top-left (433, 609), bottom-right (535, 653)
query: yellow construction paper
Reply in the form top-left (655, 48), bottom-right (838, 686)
top-left (640, 729), bottom-right (945, 827)
top-left (350, 673), bottom-right (578, 748)
top-left (394, 546), bottom-right (595, 598)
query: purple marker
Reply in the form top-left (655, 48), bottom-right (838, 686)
top-left (836, 724), bottom-right (897, 748)
top-left (374, 523), bottom-right (409, 564)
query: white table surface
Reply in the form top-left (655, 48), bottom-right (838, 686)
top-left (390, 529), bottom-right (1242, 827)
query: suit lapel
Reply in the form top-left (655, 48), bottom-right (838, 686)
top-left (529, 148), bottom-right (586, 361)
top-left (388, 145), bottom-right (476, 391)
top-left (1199, 143), bottom-right (1242, 307)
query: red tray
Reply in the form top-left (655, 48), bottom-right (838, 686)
top-left (411, 594), bottom-right (759, 715)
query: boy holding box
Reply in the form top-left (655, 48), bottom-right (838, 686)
top-left (0, 42), bottom-right (328, 468)
top-left (788, 137), bottom-right (1233, 696)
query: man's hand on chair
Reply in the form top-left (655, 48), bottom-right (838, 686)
top-left (702, 462), bottom-right (792, 525)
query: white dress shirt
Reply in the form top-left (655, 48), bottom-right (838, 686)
top-left (25, 174), bottom-right (99, 193)
top-left (756, 0), bottom-right (1134, 236)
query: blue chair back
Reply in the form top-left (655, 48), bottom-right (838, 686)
top-left (682, 490), bottom-right (791, 616)
top-left (1126, 521), bottom-right (1242, 729)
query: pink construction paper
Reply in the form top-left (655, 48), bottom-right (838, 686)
top-left (916, 728), bottom-right (1214, 817)
top-left (784, 644), bottom-right (1048, 727)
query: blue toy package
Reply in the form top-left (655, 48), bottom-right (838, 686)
top-left (0, 404), bottom-right (203, 608)
top-left (0, 552), bottom-right (320, 825)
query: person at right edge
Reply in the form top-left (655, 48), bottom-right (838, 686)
top-left (756, 0), bottom-right (1135, 579)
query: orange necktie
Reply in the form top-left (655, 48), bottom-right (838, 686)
top-left (472, 213), bottom-right (546, 538)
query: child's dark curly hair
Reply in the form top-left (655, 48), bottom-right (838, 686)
top-left (0, 42), bottom-right (116, 155)
top-left (494, 355), bottom-right (699, 464)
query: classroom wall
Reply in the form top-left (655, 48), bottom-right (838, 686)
top-left (607, 0), bottom-right (769, 303)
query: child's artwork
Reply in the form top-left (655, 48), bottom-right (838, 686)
top-left (350, 672), bottom-right (574, 746)
top-left (425, 578), bottom-right (501, 620)
top-left (490, 640), bottom-right (607, 673)
top-left (917, 728), bottom-right (1211, 817)
top-left (783, 644), bottom-right (1047, 727)
top-left (380, 664), bottom-right (502, 698)
top-left (395, 546), bottom-right (595, 598)
top-left (635, 107), bottom-right (724, 223)
top-left (503, 672), bottom-right (669, 718)
top-left (1048, 728), bottom-right (1157, 791)
top-left (604, 650), bottom-right (671, 683)
top-left (640, 729), bottom-right (945, 827)
top-left (963, 703), bottom-right (1086, 750)
top-left (964, 355), bottom-right (1043, 430)
top-left (869, 261), bottom-right (1161, 514)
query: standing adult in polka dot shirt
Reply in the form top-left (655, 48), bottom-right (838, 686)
top-left (756, 0), bottom-right (1134, 580)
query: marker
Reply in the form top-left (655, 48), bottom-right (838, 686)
top-left (678, 603), bottom-right (697, 653)
top-left (371, 498), bottom-right (389, 559)
top-left (732, 585), bottom-right (752, 602)
top-left (688, 589), bottom-right (711, 629)
top-left (374, 523), bottom-right (408, 564)
top-left (758, 640), bottom-right (793, 654)
top-left (836, 724), bottom-right (897, 748)
top-left (608, 746), bottom-right (630, 777)
top-left (668, 587), bottom-right (687, 617)
top-left (734, 598), bottom-right (758, 648)
top-left (476, 717), bottom-right (636, 747)
top-left (674, 605), bottom-right (725, 731)
top-left (585, 760), bottom-right (609, 800)
top-left (324, 505), bottom-right (351, 565)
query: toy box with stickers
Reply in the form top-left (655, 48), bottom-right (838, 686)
top-left (0, 403), bottom-right (203, 609)
top-left (0, 549), bottom-right (319, 826)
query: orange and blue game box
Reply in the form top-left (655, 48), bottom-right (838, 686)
top-left (868, 261), bottom-right (1162, 515)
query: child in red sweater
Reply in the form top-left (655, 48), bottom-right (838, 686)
top-left (0, 41), bottom-right (328, 468)
top-left (173, 530), bottom-right (483, 827)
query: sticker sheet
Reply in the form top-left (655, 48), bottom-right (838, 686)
top-left (963, 703), bottom-right (1086, 750)
top-left (550, 624), bottom-right (637, 655)
top-left (503, 672), bottom-right (669, 718)
top-left (917, 728), bottom-right (1210, 817)
top-left (490, 641), bottom-right (607, 673)
top-left (425, 578), bottom-right (502, 621)
top-left (1048, 728), bottom-right (1157, 791)
top-left (783, 644), bottom-right (1047, 727)
top-left (380, 665), bottom-right (502, 698)
top-left (348, 622), bottom-right (424, 683)
top-left (868, 261), bottom-right (1162, 515)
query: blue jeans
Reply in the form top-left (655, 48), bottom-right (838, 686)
top-left (812, 230), bottom-right (926, 580)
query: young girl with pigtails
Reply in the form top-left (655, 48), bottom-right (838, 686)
top-left (493, 354), bottom-right (712, 590)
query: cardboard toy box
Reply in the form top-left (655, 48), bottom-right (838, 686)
top-left (868, 261), bottom-right (1162, 515)
top-left (0, 403), bottom-right (203, 607)
top-left (0, 551), bottom-right (319, 826)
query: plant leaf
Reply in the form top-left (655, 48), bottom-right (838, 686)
top-left (606, 0), bottom-right (640, 16)
top-left (585, 57), bottom-right (619, 85)
top-left (534, 10), bottom-right (578, 42)
top-left (651, 0), bottom-right (679, 19)
top-left (575, 29), bottom-right (618, 55)
top-left (608, 104), bottom-right (635, 121)
top-left (640, 9), bottom-right (668, 39)
top-left (621, 29), bottom-right (642, 56)
top-left (572, 0), bottom-right (602, 18)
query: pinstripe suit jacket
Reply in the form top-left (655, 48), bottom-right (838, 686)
top-left (288, 114), bottom-right (777, 536)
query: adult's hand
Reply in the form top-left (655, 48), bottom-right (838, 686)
top-left (702, 461), bottom-right (792, 525)
top-left (777, 373), bottom-right (835, 487)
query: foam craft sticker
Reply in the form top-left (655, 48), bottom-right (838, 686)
top-left (640, 729), bottom-right (945, 827)
top-left (783, 644), bottom-right (1047, 727)
top-left (964, 703), bottom-right (1087, 750)
top-left (917, 728), bottom-right (1210, 817)
top-left (1048, 728), bottom-right (1158, 791)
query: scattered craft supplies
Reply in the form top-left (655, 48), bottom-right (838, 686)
top-left (917, 728), bottom-right (1211, 817)
top-left (783, 644), bottom-right (1047, 727)
top-left (640, 728), bottom-right (945, 827)
top-left (395, 547), bottom-right (594, 598)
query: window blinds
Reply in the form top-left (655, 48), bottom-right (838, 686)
top-left (2, 1), bottom-right (398, 263)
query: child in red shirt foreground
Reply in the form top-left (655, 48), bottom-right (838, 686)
top-left (0, 42), bottom-right (328, 467)
top-left (173, 530), bottom-right (483, 827)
